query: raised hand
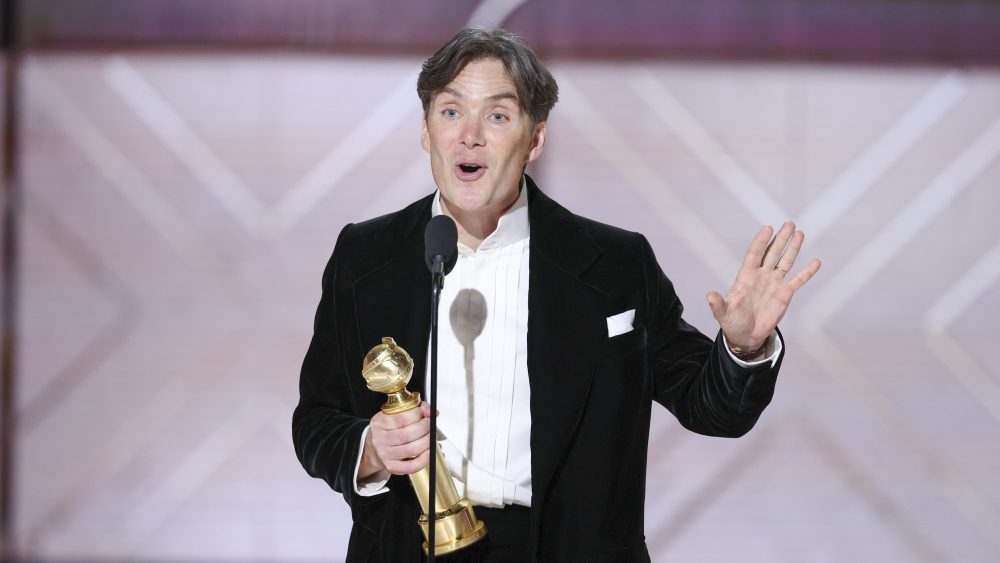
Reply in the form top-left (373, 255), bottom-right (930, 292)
top-left (706, 222), bottom-right (821, 355)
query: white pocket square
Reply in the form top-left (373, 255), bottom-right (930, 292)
top-left (606, 309), bottom-right (635, 337)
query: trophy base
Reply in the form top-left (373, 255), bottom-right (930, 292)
top-left (418, 499), bottom-right (488, 555)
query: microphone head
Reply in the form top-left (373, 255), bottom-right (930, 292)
top-left (424, 215), bottom-right (458, 275)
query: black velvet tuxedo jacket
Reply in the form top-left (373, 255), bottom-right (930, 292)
top-left (292, 177), bottom-right (782, 562)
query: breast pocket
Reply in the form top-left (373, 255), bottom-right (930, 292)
top-left (594, 326), bottom-right (648, 416)
top-left (604, 325), bottom-right (645, 358)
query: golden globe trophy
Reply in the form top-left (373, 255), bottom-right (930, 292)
top-left (361, 337), bottom-right (487, 555)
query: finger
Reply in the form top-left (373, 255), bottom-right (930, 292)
top-left (788, 258), bottom-right (822, 291)
top-left (373, 432), bottom-right (430, 464)
top-left (706, 291), bottom-right (727, 323)
top-left (399, 416), bottom-right (432, 445)
top-left (373, 416), bottom-right (429, 447)
top-left (762, 222), bottom-right (795, 269)
top-left (387, 433), bottom-right (433, 461)
top-left (775, 230), bottom-right (804, 275)
top-left (741, 226), bottom-right (773, 270)
top-left (374, 407), bottom-right (425, 431)
top-left (385, 449), bottom-right (430, 475)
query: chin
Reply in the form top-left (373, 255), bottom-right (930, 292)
top-left (445, 186), bottom-right (489, 209)
top-left (452, 196), bottom-right (490, 213)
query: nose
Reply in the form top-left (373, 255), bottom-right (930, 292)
top-left (459, 118), bottom-right (484, 149)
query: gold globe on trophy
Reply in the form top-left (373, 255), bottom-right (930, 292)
top-left (361, 337), bottom-right (487, 555)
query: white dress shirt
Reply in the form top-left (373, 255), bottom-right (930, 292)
top-left (429, 182), bottom-right (533, 508)
top-left (353, 179), bottom-right (781, 506)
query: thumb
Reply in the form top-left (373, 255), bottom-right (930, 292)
top-left (706, 291), bottom-right (727, 323)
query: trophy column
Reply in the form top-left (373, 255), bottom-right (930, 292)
top-left (361, 337), bottom-right (487, 555)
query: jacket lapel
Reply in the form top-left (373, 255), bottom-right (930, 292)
top-left (353, 195), bottom-right (434, 397)
top-left (525, 179), bottom-right (611, 513)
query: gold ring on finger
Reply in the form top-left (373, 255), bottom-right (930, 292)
top-left (775, 266), bottom-right (788, 276)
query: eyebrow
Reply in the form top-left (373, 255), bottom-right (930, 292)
top-left (488, 92), bottom-right (520, 105)
top-left (437, 88), bottom-right (520, 106)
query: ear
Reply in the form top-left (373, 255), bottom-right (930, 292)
top-left (420, 115), bottom-right (430, 154)
top-left (525, 121), bottom-right (547, 164)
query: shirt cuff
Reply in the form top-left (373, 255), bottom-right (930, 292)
top-left (722, 330), bottom-right (782, 369)
top-left (353, 425), bottom-right (391, 497)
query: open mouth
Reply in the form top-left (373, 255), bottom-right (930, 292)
top-left (455, 162), bottom-right (487, 181)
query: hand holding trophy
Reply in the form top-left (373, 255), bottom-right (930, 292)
top-left (361, 337), bottom-right (487, 555)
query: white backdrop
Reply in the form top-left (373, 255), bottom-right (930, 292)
top-left (15, 53), bottom-right (1000, 561)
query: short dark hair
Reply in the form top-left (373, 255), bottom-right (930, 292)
top-left (417, 28), bottom-right (559, 127)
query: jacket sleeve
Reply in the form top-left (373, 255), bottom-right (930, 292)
top-left (292, 224), bottom-right (381, 511)
top-left (639, 235), bottom-right (782, 437)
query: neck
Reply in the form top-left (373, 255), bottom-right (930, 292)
top-left (440, 189), bottom-right (519, 250)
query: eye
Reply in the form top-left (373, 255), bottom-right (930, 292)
top-left (489, 112), bottom-right (508, 123)
top-left (442, 108), bottom-right (459, 119)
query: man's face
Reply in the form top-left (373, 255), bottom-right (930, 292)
top-left (421, 58), bottom-right (546, 217)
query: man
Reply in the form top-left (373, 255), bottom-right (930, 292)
top-left (293, 28), bottom-right (820, 562)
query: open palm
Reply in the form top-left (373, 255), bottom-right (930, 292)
top-left (707, 222), bottom-right (821, 353)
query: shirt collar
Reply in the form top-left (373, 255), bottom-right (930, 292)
top-left (431, 176), bottom-right (530, 255)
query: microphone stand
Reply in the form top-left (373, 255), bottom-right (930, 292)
top-left (427, 255), bottom-right (444, 563)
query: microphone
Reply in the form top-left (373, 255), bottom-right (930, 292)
top-left (422, 213), bottom-right (458, 561)
top-left (424, 215), bottom-right (458, 277)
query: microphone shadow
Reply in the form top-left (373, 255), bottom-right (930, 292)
top-left (449, 288), bottom-right (487, 465)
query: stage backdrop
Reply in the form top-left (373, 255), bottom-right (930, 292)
top-left (14, 52), bottom-right (1000, 561)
